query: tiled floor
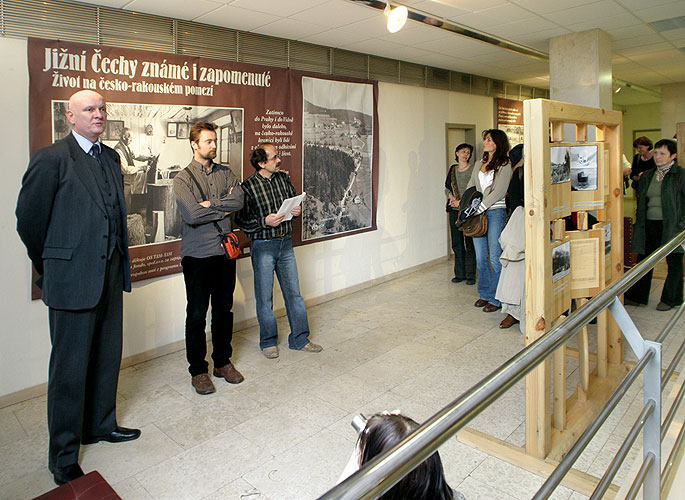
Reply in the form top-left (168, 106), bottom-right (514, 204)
top-left (1, 260), bottom-right (683, 500)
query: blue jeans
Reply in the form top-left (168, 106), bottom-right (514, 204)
top-left (472, 208), bottom-right (507, 307)
top-left (251, 235), bottom-right (310, 350)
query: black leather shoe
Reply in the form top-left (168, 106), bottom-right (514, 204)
top-left (82, 426), bottom-right (141, 444)
top-left (52, 463), bottom-right (84, 485)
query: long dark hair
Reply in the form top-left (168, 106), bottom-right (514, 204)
top-left (358, 414), bottom-right (453, 500)
top-left (481, 129), bottom-right (510, 172)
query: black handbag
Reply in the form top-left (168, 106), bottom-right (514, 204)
top-left (455, 186), bottom-right (487, 237)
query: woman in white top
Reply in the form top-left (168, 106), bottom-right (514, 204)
top-left (466, 129), bottom-right (512, 312)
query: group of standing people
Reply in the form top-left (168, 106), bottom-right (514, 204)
top-left (624, 137), bottom-right (684, 311)
top-left (445, 129), bottom-right (524, 330)
top-left (15, 90), bottom-right (322, 486)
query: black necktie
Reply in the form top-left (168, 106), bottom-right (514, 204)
top-left (89, 144), bottom-right (101, 159)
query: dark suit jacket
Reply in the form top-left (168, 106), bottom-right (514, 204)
top-left (16, 133), bottom-right (131, 310)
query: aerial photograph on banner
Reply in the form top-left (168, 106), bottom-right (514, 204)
top-left (301, 77), bottom-right (374, 241)
top-left (52, 101), bottom-right (243, 247)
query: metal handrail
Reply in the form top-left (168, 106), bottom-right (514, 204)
top-left (533, 350), bottom-right (654, 499)
top-left (318, 228), bottom-right (685, 500)
top-left (625, 452), bottom-right (656, 500)
top-left (590, 400), bottom-right (655, 500)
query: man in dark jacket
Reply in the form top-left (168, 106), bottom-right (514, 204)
top-left (16, 90), bottom-right (139, 485)
top-left (625, 139), bottom-right (684, 311)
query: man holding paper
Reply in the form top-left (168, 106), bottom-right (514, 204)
top-left (237, 142), bottom-right (322, 358)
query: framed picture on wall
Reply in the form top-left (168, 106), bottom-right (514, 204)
top-left (106, 120), bottom-right (125, 141)
top-left (177, 122), bottom-right (189, 139)
top-left (167, 122), bottom-right (177, 138)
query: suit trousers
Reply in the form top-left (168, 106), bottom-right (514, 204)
top-left (182, 255), bottom-right (236, 376)
top-left (626, 219), bottom-right (684, 306)
top-left (47, 249), bottom-right (124, 469)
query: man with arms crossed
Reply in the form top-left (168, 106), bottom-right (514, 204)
top-left (16, 90), bottom-right (140, 485)
top-left (237, 142), bottom-right (322, 358)
top-left (173, 121), bottom-right (245, 395)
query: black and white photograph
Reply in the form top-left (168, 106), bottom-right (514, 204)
top-left (51, 101), bottom-right (243, 247)
top-left (570, 145), bottom-right (598, 191)
top-left (550, 146), bottom-right (571, 184)
top-left (503, 125), bottom-right (523, 148)
top-left (597, 222), bottom-right (611, 255)
top-left (301, 76), bottom-right (374, 241)
top-left (552, 241), bottom-right (571, 283)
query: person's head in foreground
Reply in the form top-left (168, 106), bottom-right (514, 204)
top-left (344, 412), bottom-right (454, 500)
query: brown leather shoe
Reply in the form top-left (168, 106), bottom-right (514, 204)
top-left (483, 303), bottom-right (501, 313)
top-left (191, 373), bottom-right (216, 395)
top-left (500, 314), bottom-right (520, 329)
top-left (213, 363), bottom-right (244, 384)
top-left (474, 299), bottom-right (488, 307)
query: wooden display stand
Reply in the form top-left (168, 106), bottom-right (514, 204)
top-left (523, 99), bottom-right (624, 461)
top-left (460, 100), bottom-right (626, 497)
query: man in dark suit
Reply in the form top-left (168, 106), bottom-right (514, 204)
top-left (16, 90), bottom-right (140, 486)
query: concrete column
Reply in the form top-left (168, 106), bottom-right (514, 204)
top-left (549, 29), bottom-right (613, 109)
top-left (661, 82), bottom-right (685, 139)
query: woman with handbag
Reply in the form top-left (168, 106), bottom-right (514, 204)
top-left (466, 129), bottom-right (512, 313)
top-left (445, 143), bottom-right (476, 285)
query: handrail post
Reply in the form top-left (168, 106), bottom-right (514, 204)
top-left (642, 340), bottom-right (661, 499)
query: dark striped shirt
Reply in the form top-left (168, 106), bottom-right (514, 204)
top-left (173, 160), bottom-right (243, 258)
top-left (237, 170), bottom-right (296, 240)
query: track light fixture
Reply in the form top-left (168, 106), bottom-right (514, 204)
top-left (385, 1), bottom-right (408, 33)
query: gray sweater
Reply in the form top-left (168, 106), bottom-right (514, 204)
top-left (466, 159), bottom-right (512, 212)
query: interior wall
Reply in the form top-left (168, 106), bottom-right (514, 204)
top-left (661, 82), bottom-right (685, 140)
top-left (619, 102), bottom-right (661, 160)
top-left (0, 36), bottom-right (494, 399)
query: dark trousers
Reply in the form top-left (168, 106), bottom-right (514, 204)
top-left (626, 219), bottom-right (684, 306)
top-left (182, 255), bottom-right (236, 376)
top-left (448, 210), bottom-right (476, 280)
top-left (47, 250), bottom-right (123, 469)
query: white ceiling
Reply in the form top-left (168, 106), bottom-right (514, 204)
top-left (72, 0), bottom-right (685, 105)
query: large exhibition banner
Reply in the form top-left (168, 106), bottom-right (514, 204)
top-left (27, 37), bottom-right (378, 295)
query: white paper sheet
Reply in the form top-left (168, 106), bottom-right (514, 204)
top-left (277, 192), bottom-right (306, 221)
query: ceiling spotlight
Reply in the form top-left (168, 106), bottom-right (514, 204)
top-left (614, 86), bottom-right (622, 93)
top-left (385, 2), bottom-right (408, 33)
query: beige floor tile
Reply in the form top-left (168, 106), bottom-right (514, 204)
top-left (0, 432), bottom-right (48, 485)
top-left (13, 395), bottom-right (48, 438)
top-left (298, 337), bottom-right (388, 378)
top-left (202, 477), bottom-right (271, 500)
top-left (0, 467), bottom-right (56, 500)
top-left (112, 476), bottom-right (156, 500)
top-left (455, 476), bottom-right (520, 500)
top-left (116, 384), bottom-right (194, 428)
top-left (440, 437), bottom-right (489, 485)
top-left (350, 342), bottom-right (451, 391)
top-left (234, 394), bottom-right (346, 456)
top-left (469, 456), bottom-right (574, 500)
top-left (234, 362), bottom-right (332, 409)
top-left (155, 391), bottom-right (268, 450)
top-left (309, 373), bottom-right (388, 413)
top-left (135, 429), bottom-right (272, 500)
top-left (242, 430), bottom-right (352, 500)
top-left (0, 406), bottom-right (25, 447)
top-left (80, 424), bottom-right (184, 485)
